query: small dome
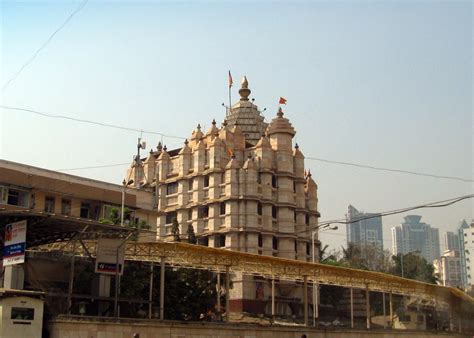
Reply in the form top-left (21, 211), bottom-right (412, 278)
top-left (207, 119), bottom-right (219, 136)
top-left (191, 124), bottom-right (204, 140)
top-left (266, 107), bottom-right (295, 137)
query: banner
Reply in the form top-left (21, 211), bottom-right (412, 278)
top-left (3, 220), bottom-right (27, 266)
top-left (95, 238), bottom-right (125, 275)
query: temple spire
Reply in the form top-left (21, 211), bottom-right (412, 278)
top-left (239, 76), bottom-right (251, 101)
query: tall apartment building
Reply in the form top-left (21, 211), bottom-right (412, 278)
top-left (433, 250), bottom-right (462, 288)
top-left (445, 231), bottom-right (460, 251)
top-left (391, 215), bottom-right (440, 263)
top-left (346, 205), bottom-right (383, 251)
top-left (128, 77), bottom-right (320, 315)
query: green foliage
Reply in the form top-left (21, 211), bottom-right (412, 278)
top-left (340, 242), bottom-right (393, 272)
top-left (171, 219), bottom-right (181, 242)
top-left (156, 268), bottom-right (219, 320)
top-left (109, 208), bottom-right (121, 224)
top-left (187, 224), bottom-right (197, 244)
top-left (391, 252), bottom-right (438, 284)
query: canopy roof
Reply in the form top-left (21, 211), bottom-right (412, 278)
top-left (32, 240), bottom-right (474, 312)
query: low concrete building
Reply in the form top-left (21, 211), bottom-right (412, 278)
top-left (0, 159), bottom-right (158, 234)
top-left (0, 289), bottom-right (44, 338)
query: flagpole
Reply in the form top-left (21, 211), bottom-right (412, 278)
top-left (228, 70), bottom-right (233, 116)
top-left (228, 86), bottom-right (231, 116)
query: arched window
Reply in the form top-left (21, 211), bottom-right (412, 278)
top-left (272, 236), bottom-right (278, 250)
top-left (271, 174), bottom-right (277, 188)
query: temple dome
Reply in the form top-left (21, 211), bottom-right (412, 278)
top-left (224, 76), bottom-right (268, 146)
top-left (266, 107), bottom-right (295, 137)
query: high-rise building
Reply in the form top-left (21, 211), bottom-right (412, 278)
top-left (444, 231), bottom-right (460, 251)
top-left (346, 205), bottom-right (383, 251)
top-left (391, 215), bottom-right (440, 263)
top-left (128, 77), bottom-right (320, 315)
top-left (458, 219), bottom-right (474, 292)
top-left (433, 250), bottom-right (462, 288)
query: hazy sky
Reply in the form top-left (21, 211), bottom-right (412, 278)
top-left (1, 0), bottom-right (472, 252)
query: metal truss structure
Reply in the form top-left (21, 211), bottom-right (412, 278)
top-left (0, 209), bottom-right (137, 250)
top-left (32, 240), bottom-right (474, 313)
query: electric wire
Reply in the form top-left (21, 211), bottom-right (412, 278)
top-left (306, 156), bottom-right (473, 183)
top-left (57, 162), bottom-right (130, 171)
top-left (306, 194), bottom-right (474, 232)
top-left (2, 0), bottom-right (89, 92)
top-left (0, 105), bottom-right (185, 140)
top-left (1, 104), bottom-right (471, 182)
top-left (319, 231), bottom-right (474, 251)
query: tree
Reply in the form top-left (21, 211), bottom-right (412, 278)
top-left (340, 242), bottom-right (393, 272)
top-left (187, 224), bottom-right (197, 244)
top-left (391, 252), bottom-right (438, 284)
top-left (171, 219), bottom-right (181, 242)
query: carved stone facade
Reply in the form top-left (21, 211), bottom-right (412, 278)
top-left (129, 77), bottom-right (320, 315)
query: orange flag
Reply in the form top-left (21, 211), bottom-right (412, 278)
top-left (228, 71), bottom-right (233, 88)
top-left (279, 97), bottom-right (287, 105)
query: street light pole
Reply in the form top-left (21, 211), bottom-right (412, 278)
top-left (114, 178), bottom-right (134, 317)
top-left (311, 224), bottom-right (338, 326)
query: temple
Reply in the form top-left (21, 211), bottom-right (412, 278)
top-left (127, 76), bottom-right (320, 316)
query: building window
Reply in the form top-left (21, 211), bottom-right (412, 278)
top-left (220, 202), bottom-right (226, 215)
top-left (4, 188), bottom-right (29, 207)
top-left (271, 175), bottom-right (277, 188)
top-left (166, 182), bottom-right (178, 195)
top-left (198, 206), bottom-right (209, 218)
top-left (11, 307), bottom-right (34, 320)
top-left (221, 172), bottom-right (225, 184)
top-left (257, 172), bottom-right (262, 184)
top-left (166, 211), bottom-right (177, 224)
top-left (305, 214), bottom-right (310, 225)
top-left (306, 243), bottom-right (311, 255)
top-left (294, 241), bottom-right (298, 253)
top-left (80, 202), bottom-right (90, 218)
top-left (258, 234), bottom-right (263, 247)
top-left (198, 236), bottom-right (209, 246)
top-left (215, 234), bottom-right (226, 248)
top-left (188, 208), bottom-right (193, 220)
top-left (272, 206), bottom-right (277, 219)
top-left (293, 181), bottom-right (296, 193)
top-left (257, 203), bottom-right (262, 216)
top-left (204, 175), bottom-right (210, 188)
top-left (44, 196), bottom-right (55, 213)
top-left (61, 199), bottom-right (71, 215)
top-left (188, 178), bottom-right (194, 191)
top-left (272, 236), bottom-right (278, 250)
top-left (294, 211), bottom-right (297, 222)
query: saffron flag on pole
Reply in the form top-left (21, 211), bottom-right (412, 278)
top-left (228, 71), bottom-right (233, 88)
top-left (279, 97), bottom-right (287, 105)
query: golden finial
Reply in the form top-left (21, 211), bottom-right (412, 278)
top-left (239, 76), bottom-right (251, 101)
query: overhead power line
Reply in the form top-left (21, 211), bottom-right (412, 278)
top-left (56, 162), bottom-right (130, 172)
top-left (2, 0), bottom-right (89, 92)
top-left (2, 104), bottom-right (471, 183)
top-left (306, 157), bottom-right (473, 183)
top-left (0, 105), bottom-right (185, 140)
top-left (313, 194), bottom-right (474, 230)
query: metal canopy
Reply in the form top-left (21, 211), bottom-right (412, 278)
top-left (0, 209), bottom-right (134, 251)
top-left (32, 240), bottom-right (474, 311)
